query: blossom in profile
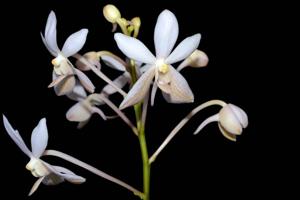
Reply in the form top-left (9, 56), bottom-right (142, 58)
top-left (2, 115), bottom-right (85, 196)
top-left (41, 11), bottom-right (94, 96)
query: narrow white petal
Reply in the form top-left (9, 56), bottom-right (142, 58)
top-left (31, 118), bottom-right (48, 158)
top-left (120, 67), bottom-right (156, 109)
top-left (162, 66), bottom-right (194, 103)
top-left (62, 29), bottom-right (88, 57)
top-left (101, 55), bottom-right (126, 71)
top-left (140, 64), bottom-right (153, 73)
top-left (74, 68), bottom-right (95, 93)
top-left (44, 11), bottom-right (59, 54)
top-left (194, 114), bottom-right (219, 135)
top-left (150, 82), bottom-right (158, 106)
top-left (166, 34), bottom-right (201, 64)
top-left (66, 81), bottom-right (87, 101)
top-left (66, 102), bottom-right (92, 122)
top-left (2, 115), bottom-right (32, 157)
top-left (48, 74), bottom-right (67, 88)
top-left (28, 177), bottom-right (44, 196)
top-left (154, 10), bottom-right (179, 58)
top-left (102, 73), bottom-right (130, 95)
top-left (52, 166), bottom-right (86, 184)
top-left (114, 33), bottom-right (155, 64)
top-left (41, 33), bottom-right (57, 57)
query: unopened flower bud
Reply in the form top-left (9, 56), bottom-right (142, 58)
top-left (103, 4), bottom-right (121, 23)
top-left (131, 17), bottom-right (141, 37)
top-left (177, 50), bottom-right (209, 71)
top-left (194, 103), bottom-right (248, 142)
top-left (219, 104), bottom-right (248, 136)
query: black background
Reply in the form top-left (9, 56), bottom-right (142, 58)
top-left (0, 0), bottom-right (293, 199)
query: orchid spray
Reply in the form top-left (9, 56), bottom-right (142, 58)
top-left (2, 4), bottom-right (248, 200)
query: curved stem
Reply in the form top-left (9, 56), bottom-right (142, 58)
top-left (43, 150), bottom-right (144, 198)
top-left (149, 100), bottom-right (227, 164)
top-left (96, 94), bottom-right (138, 136)
top-left (73, 54), bottom-right (127, 97)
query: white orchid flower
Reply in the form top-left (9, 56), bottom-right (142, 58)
top-left (2, 115), bottom-right (85, 196)
top-left (41, 11), bottom-right (95, 96)
top-left (114, 10), bottom-right (201, 109)
top-left (66, 93), bottom-right (108, 128)
top-left (194, 104), bottom-right (249, 141)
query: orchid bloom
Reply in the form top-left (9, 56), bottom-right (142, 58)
top-left (114, 10), bottom-right (201, 109)
top-left (66, 94), bottom-right (107, 128)
top-left (2, 115), bottom-right (85, 196)
top-left (41, 11), bottom-right (95, 96)
top-left (194, 104), bottom-right (249, 141)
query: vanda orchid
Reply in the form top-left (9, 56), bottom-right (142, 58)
top-left (2, 4), bottom-right (249, 200)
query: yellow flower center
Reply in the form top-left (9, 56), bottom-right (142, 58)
top-left (156, 59), bottom-right (169, 74)
top-left (26, 158), bottom-right (50, 177)
top-left (51, 54), bottom-right (65, 66)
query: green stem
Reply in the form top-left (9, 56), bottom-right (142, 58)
top-left (138, 123), bottom-right (150, 200)
top-left (129, 59), bottom-right (151, 200)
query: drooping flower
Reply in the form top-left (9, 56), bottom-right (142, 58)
top-left (2, 115), bottom-right (85, 195)
top-left (66, 94), bottom-right (107, 128)
top-left (41, 11), bottom-right (95, 95)
top-left (114, 10), bottom-right (201, 109)
top-left (194, 104), bottom-right (248, 141)
top-left (177, 49), bottom-right (209, 71)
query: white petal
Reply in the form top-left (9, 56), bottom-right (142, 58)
top-left (166, 34), bottom-right (201, 64)
top-left (44, 11), bottom-right (59, 55)
top-left (154, 10), bottom-right (179, 58)
top-left (66, 81), bottom-right (87, 101)
top-left (2, 115), bottom-right (32, 157)
top-left (31, 118), bottom-right (48, 158)
top-left (40, 162), bottom-right (64, 185)
top-left (52, 166), bottom-right (86, 184)
top-left (74, 68), bottom-right (95, 93)
top-left (228, 104), bottom-right (248, 128)
top-left (41, 33), bottom-right (57, 57)
top-left (66, 101), bottom-right (92, 122)
top-left (150, 82), bottom-right (158, 106)
top-left (53, 72), bottom-right (76, 96)
top-left (218, 123), bottom-right (237, 142)
top-left (140, 64), bottom-right (153, 73)
top-left (102, 73), bottom-right (130, 95)
top-left (101, 55), bottom-right (126, 71)
top-left (62, 29), bottom-right (88, 57)
top-left (194, 114), bottom-right (219, 135)
top-left (28, 177), bottom-right (44, 196)
top-left (163, 66), bottom-right (194, 103)
top-left (114, 33), bottom-right (155, 64)
top-left (120, 67), bottom-right (156, 109)
top-left (48, 74), bottom-right (67, 88)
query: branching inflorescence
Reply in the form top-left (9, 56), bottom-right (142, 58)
top-left (2, 4), bottom-right (248, 200)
